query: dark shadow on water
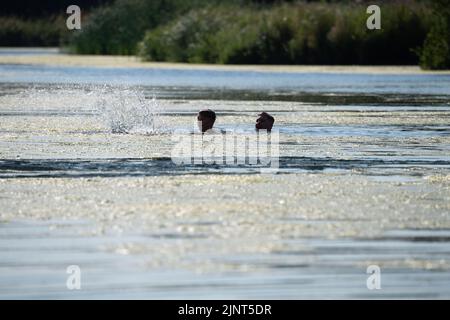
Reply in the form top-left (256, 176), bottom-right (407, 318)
top-left (1, 157), bottom-right (449, 178)
top-left (2, 83), bottom-right (450, 105)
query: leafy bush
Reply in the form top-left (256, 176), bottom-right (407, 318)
top-left (0, 16), bottom-right (66, 46)
top-left (68, 0), bottom-right (224, 55)
top-left (419, 0), bottom-right (450, 70)
top-left (139, 2), bottom-right (432, 65)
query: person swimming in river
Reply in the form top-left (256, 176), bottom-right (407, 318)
top-left (197, 109), bottom-right (275, 133)
top-left (197, 109), bottom-right (217, 133)
top-left (255, 112), bottom-right (275, 132)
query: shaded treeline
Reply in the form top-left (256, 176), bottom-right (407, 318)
top-left (137, 2), bottom-right (430, 65)
top-left (419, 0), bottom-right (450, 69)
top-left (0, 0), bottom-right (449, 69)
top-left (0, 0), bottom-right (112, 46)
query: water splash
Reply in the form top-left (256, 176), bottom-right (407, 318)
top-left (0, 84), bottom-right (165, 134)
top-left (96, 87), bottom-right (164, 134)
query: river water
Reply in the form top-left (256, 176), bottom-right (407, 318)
top-left (0, 49), bottom-right (449, 299)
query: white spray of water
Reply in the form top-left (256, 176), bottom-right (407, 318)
top-left (0, 84), bottom-right (166, 134)
top-left (96, 86), bottom-right (165, 134)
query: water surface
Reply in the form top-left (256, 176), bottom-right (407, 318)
top-left (0, 50), bottom-right (449, 299)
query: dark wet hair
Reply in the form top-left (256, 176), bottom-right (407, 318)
top-left (265, 114), bottom-right (274, 122)
top-left (260, 112), bottom-right (274, 123)
top-left (198, 109), bottom-right (216, 122)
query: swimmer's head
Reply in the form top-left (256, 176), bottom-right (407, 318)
top-left (256, 112), bottom-right (274, 131)
top-left (197, 109), bottom-right (216, 133)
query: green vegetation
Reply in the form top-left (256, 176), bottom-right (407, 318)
top-left (68, 0), bottom-right (221, 55)
top-left (419, 0), bottom-right (450, 70)
top-left (0, 16), bottom-right (66, 46)
top-left (0, 0), bottom-right (111, 47)
top-left (1, 0), bottom-right (449, 68)
top-left (138, 2), bottom-right (431, 65)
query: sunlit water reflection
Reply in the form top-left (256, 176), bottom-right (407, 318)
top-left (0, 56), bottom-right (449, 298)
